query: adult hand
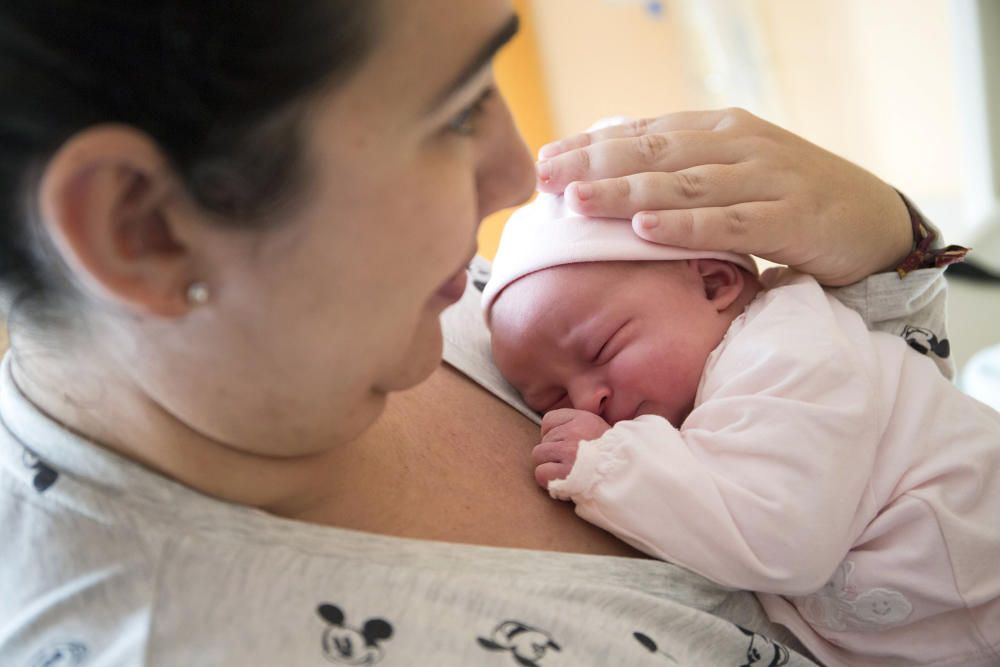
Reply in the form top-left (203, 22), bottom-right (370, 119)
top-left (533, 408), bottom-right (611, 490)
top-left (535, 108), bottom-right (913, 287)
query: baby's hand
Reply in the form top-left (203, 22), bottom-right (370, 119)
top-left (533, 409), bottom-right (611, 490)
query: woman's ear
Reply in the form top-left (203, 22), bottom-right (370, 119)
top-left (37, 125), bottom-right (198, 317)
top-left (690, 259), bottom-right (747, 312)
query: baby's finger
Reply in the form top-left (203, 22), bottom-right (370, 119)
top-left (540, 408), bottom-right (583, 437)
top-left (537, 110), bottom-right (737, 159)
top-left (632, 201), bottom-right (788, 254)
top-left (535, 461), bottom-right (574, 489)
top-left (536, 131), bottom-right (744, 194)
top-left (531, 440), bottom-right (574, 467)
top-left (566, 163), bottom-right (781, 219)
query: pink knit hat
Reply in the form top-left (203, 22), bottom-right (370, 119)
top-left (481, 192), bottom-right (758, 318)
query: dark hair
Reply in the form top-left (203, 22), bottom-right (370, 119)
top-left (0, 1), bottom-right (377, 317)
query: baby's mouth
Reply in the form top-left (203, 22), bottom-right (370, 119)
top-left (630, 401), bottom-right (651, 421)
top-left (632, 401), bottom-right (670, 422)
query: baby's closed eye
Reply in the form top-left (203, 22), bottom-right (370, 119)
top-left (590, 320), bottom-right (631, 365)
top-left (524, 390), bottom-right (568, 413)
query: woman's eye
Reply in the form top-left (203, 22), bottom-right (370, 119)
top-left (447, 87), bottom-right (495, 136)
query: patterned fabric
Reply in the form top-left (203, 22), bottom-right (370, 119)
top-left (895, 193), bottom-right (969, 278)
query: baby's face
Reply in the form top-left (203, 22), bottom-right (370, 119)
top-left (490, 261), bottom-right (730, 426)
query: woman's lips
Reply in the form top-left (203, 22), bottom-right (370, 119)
top-left (435, 267), bottom-right (468, 303)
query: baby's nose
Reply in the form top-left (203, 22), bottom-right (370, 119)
top-left (571, 384), bottom-right (611, 417)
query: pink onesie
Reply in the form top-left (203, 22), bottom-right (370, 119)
top-left (548, 269), bottom-right (1000, 666)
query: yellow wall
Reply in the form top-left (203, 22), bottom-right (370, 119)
top-left (530, 0), bottom-right (710, 136)
top-left (477, 0), bottom-right (556, 260)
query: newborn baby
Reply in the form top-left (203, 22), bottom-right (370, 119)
top-left (482, 193), bottom-right (1000, 667)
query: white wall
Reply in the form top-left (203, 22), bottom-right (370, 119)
top-left (953, 0), bottom-right (1000, 263)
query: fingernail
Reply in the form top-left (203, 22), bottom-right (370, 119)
top-left (635, 213), bottom-right (658, 230)
top-left (536, 160), bottom-right (552, 183)
top-left (573, 182), bottom-right (593, 201)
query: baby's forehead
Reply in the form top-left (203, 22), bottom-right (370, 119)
top-left (493, 260), bottom-right (676, 309)
top-left (490, 260), bottom-right (677, 333)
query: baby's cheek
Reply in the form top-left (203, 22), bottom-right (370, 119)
top-left (621, 351), bottom-right (700, 419)
top-left (489, 335), bottom-right (534, 393)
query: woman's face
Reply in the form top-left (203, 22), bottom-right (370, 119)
top-left (141, 0), bottom-right (534, 455)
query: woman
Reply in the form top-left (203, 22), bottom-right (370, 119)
top-left (0, 2), bottom-right (955, 665)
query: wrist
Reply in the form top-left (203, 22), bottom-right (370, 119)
top-left (879, 189), bottom-right (918, 273)
top-left (832, 186), bottom-right (912, 287)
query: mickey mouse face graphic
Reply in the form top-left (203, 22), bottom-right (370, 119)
top-left (477, 620), bottom-right (561, 666)
top-left (21, 447), bottom-right (58, 493)
top-left (736, 626), bottom-right (790, 667)
top-left (901, 325), bottom-right (950, 358)
top-left (317, 604), bottom-right (394, 666)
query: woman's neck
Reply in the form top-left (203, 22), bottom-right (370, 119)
top-left (11, 347), bottom-right (642, 557)
top-left (9, 345), bottom-right (345, 512)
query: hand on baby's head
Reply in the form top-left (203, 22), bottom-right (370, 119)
top-left (532, 408), bottom-right (611, 489)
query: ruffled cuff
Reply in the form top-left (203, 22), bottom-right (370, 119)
top-left (547, 429), bottom-right (630, 502)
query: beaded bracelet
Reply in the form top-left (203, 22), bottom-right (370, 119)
top-left (895, 196), bottom-right (970, 279)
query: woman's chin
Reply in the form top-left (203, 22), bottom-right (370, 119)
top-left (376, 318), bottom-right (445, 393)
top-left (376, 267), bottom-right (470, 393)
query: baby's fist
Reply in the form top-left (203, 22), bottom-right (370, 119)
top-left (533, 409), bottom-right (611, 489)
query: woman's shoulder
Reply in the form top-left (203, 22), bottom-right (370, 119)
top-left (0, 441), bottom-right (158, 665)
top-left (0, 461), bottom-right (816, 666)
top-left (1, 451), bottom-right (803, 666)
top-left (0, 356), bottom-right (815, 665)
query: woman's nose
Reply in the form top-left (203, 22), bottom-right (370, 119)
top-left (476, 95), bottom-right (536, 219)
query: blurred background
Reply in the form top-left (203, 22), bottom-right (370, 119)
top-left (0, 1), bottom-right (995, 400)
top-left (483, 0), bottom-right (1000, 390)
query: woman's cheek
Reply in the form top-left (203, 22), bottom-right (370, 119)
top-left (386, 172), bottom-right (477, 284)
top-left (428, 207), bottom-right (480, 278)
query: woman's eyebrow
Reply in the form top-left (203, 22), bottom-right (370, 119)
top-left (427, 13), bottom-right (519, 110)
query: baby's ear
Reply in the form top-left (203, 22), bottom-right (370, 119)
top-left (691, 259), bottom-right (746, 312)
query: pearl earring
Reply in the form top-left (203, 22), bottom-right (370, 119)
top-left (186, 281), bottom-right (210, 306)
